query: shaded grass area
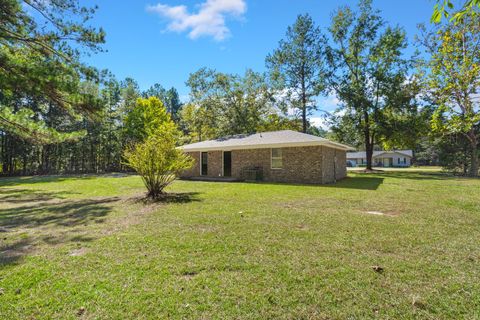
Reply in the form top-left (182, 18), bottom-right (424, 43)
top-left (0, 172), bottom-right (479, 319)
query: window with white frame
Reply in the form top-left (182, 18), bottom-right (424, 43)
top-left (271, 148), bottom-right (283, 169)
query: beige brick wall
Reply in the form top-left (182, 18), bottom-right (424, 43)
top-left (321, 147), bottom-right (335, 183)
top-left (231, 148), bottom-right (271, 180)
top-left (180, 151), bottom-right (222, 178)
top-left (181, 146), bottom-right (347, 184)
top-left (231, 146), bottom-right (345, 184)
top-left (321, 148), bottom-right (348, 183)
top-left (207, 151), bottom-right (223, 177)
top-left (335, 150), bottom-right (347, 180)
top-left (181, 152), bottom-right (200, 177)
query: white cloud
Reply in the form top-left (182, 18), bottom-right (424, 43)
top-left (147, 0), bottom-right (246, 41)
top-left (309, 117), bottom-right (330, 130)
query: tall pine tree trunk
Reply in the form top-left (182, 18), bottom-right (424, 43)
top-left (363, 111), bottom-right (373, 171)
top-left (468, 130), bottom-right (478, 177)
top-left (1, 133), bottom-right (5, 174)
top-left (22, 153), bottom-right (27, 175)
top-left (8, 136), bottom-right (14, 175)
top-left (302, 106), bottom-right (307, 133)
top-left (301, 66), bottom-right (307, 133)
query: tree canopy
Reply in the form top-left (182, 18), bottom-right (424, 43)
top-left (432, 0), bottom-right (480, 23)
top-left (1, 0), bottom-right (479, 177)
top-left (266, 14), bottom-right (327, 133)
top-left (419, 11), bottom-right (480, 176)
top-left (0, 0), bottom-right (106, 142)
top-left (326, 0), bottom-right (418, 170)
top-left (184, 67), bottom-right (299, 142)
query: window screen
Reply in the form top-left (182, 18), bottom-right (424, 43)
top-left (271, 148), bottom-right (283, 169)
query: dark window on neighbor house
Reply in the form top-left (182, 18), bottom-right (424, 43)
top-left (398, 158), bottom-right (400, 164)
top-left (271, 148), bottom-right (283, 169)
top-left (404, 157), bottom-right (407, 164)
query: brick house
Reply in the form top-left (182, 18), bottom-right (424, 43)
top-left (179, 130), bottom-right (352, 184)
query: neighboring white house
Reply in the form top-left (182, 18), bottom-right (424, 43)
top-left (346, 150), bottom-right (413, 167)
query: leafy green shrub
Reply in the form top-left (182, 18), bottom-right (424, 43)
top-left (124, 97), bottom-right (172, 144)
top-left (123, 97), bottom-right (193, 199)
top-left (124, 129), bottom-right (193, 199)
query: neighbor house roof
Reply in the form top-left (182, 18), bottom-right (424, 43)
top-left (347, 150), bottom-right (413, 158)
top-left (180, 130), bottom-right (353, 152)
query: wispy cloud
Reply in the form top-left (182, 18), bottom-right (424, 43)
top-left (147, 0), bottom-right (246, 41)
top-left (309, 117), bottom-right (330, 129)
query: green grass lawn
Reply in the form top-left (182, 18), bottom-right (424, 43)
top-left (348, 165), bottom-right (444, 172)
top-left (0, 171), bottom-right (479, 319)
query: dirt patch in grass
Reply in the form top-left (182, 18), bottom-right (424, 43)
top-left (363, 210), bottom-right (401, 217)
top-left (180, 270), bottom-right (199, 279)
top-left (295, 224), bottom-right (309, 230)
top-left (68, 247), bottom-right (89, 256)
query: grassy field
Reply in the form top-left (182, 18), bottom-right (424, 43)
top-left (0, 170), bottom-right (479, 319)
top-left (347, 166), bottom-right (444, 172)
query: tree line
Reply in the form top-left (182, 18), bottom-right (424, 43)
top-left (0, 0), bottom-right (479, 176)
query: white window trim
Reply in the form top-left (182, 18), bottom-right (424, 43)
top-left (271, 148), bottom-right (283, 170)
top-left (199, 151), bottom-right (202, 175)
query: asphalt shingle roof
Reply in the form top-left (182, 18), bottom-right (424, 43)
top-left (180, 130), bottom-right (353, 152)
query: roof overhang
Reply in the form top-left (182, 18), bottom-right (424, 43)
top-left (374, 151), bottom-right (413, 158)
top-left (179, 140), bottom-right (354, 152)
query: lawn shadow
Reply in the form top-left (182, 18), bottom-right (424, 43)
top-left (0, 188), bottom-right (78, 204)
top-left (0, 195), bottom-right (119, 266)
top-left (330, 176), bottom-right (384, 190)
top-left (0, 197), bottom-right (119, 229)
top-left (133, 192), bottom-right (202, 204)
top-left (0, 238), bottom-right (32, 266)
top-left (249, 176), bottom-right (385, 190)
top-left (0, 173), bottom-right (134, 187)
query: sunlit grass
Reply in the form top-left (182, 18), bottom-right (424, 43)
top-left (0, 171), bottom-right (479, 319)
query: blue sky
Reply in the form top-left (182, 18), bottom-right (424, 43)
top-left (84, 0), bottom-right (435, 122)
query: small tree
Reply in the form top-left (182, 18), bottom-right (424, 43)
top-left (124, 126), bottom-right (193, 199)
top-left (123, 97), bottom-right (192, 199)
top-left (124, 97), bottom-right (171, 144)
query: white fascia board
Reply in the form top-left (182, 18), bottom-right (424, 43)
top-left (375, 151), bottom-right (412, 158)
top-left (324, 141), bottom-right (356, 151)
